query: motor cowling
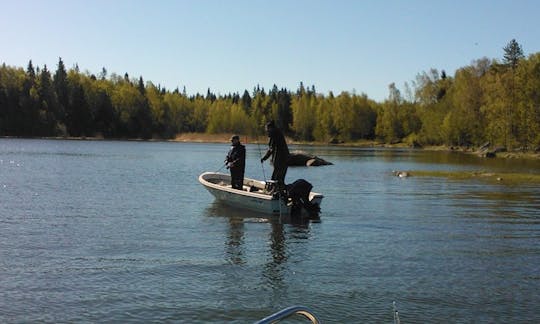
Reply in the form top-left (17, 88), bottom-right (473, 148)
top-left (286, 179), bottom-right (320, 217)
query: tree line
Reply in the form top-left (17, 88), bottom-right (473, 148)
top-left (1, 39), bottom-right (539, 150)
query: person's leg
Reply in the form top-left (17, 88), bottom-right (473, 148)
top-left (237, 171), bottom-right (245, 190)
top-left (231, 169), bottom-right (241, 189)
top-left (274, 165), bottom-right (288, 190)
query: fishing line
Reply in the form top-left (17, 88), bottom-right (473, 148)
top-left (215, 162), bottom-right (227, 173)
top-left (255, 129), bottom-right (267, 182)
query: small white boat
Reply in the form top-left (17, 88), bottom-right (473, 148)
top-left (198, 172), bottom-right (323, 216)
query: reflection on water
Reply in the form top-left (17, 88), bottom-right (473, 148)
top-left (452, 187), bottom-right (540, 221)
top-left (204, 201), bottom-right (313, 293)
top-left (225, 217), bottom-right (245, 265)
top-left (204, 200), bottom-right (315, 226)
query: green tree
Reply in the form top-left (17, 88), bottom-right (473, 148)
top-left (502, 39), bottom-right (525, 149)
top-left (64, 71), bottom-right (94, 136)
top-left (376, 83), bottom-right (403, 142)
top-left (92, 80), bottom-right (117, 137)
top-left (191, 96), bottom-right (210, 133)
top-left (241, 89), bottom-right (251, 114)
top-left (503, 39), bottom-right (524, 69)
top-left (146, 82), bottom-right (174, 138)
top-left (230, 102), bottom-right (252, 134)
top-left (18, 61), bottom-right (40, 135)
top-left (481, 65), bottom-right (510, 146)
top-left (0, 65), bottom-right (26, 135)
top-left (164, 91), bottom-right (194, 133)
top-left (415, 69), bottom-right (444, 105)
top-left (354, 94), bottom-right (378, 140)
top-left (206, 99), bottom-right (230, 133)
top-left (291, 91), bottom-right (316, 141)
top-left (269, 85), bottom-right (292, 133)
top-left (53, 57), bottom-right (68, 125)
top-left (441, 62), bottom-right (486, 146)
top-left (515, 53), bottom-right (540, 149)
top-left (37, 65), bottom-right (62, 135)
top-left (250, 88), bottom-right (270, 135)
top-left (312, 94), bottom-right (336, 142)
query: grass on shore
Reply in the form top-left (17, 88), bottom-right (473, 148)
top-left (8, 132), bottom-right (539, 159)
top-left (405, 170), bottom-right (540, 184)
top-left (173, 133), bottom-right (265, 144)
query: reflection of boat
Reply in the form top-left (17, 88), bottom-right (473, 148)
top-left (204, 201), bottom-right (316, 226)
top-left (198, 172), bottom-right (323, 216)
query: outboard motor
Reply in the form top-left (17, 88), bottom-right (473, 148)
top-left (286, 179), bottom-right (320, 218)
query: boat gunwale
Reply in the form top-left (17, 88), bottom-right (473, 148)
top-left (199, 172), bottom-right (276, 200)
top-left (198, 172), bottom-right (324, 200)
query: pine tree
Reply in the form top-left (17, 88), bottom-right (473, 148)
top-left (37, 65), bottom-right (60, 135)
top-left (503, 39), bottom-right (524, 69)
top-left (503, 39), bottom-right (525, 149)
top-left (54, 57), bottom-right (68, 125)
top-left (241, 89), bottom-right (251, 113)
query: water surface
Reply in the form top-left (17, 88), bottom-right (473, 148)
top-left (1, 139), bottom-right (539, 323)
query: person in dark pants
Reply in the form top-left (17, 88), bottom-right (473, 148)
top-left (260, 120), bottom-right (289, 191)
top-left (225, 135), bottom-right (246, 190)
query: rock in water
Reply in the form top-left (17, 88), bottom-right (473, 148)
top-left (288, 151), bottom-right (333, 166)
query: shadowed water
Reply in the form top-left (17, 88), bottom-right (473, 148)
top-left (1, 139), bottom-right (539, 323)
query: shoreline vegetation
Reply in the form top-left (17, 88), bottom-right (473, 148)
top-left (2, 40), bottom-right (540, 161)
top-left (3, 132), bottom-right (539, 160)
top-left (172, 133), bottom-right (540, 159)
top-left (407, 170), bottom-right (540, 184)
top-left (3, 133), bottom-right (539, 184)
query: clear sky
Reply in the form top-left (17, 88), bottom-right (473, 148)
top-left (1, 0), bottom-right (539, 102)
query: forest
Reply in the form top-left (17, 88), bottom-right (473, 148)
top-left (1, 39), bottom-right (539, 151)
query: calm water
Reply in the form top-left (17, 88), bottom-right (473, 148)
top-left (1, 139), bottom-right (539, 323)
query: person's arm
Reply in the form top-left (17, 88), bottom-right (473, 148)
top-left (261, 148), bottom-right (272, 162)
top-left (240, 145), bottom-right (246, 162)
top-left (261, 136), bottom-right (274, 162)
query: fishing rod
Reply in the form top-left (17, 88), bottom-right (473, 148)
top-left (255, 128), bottom-right (267, 182)
top-left (215, 162), bottom-right (227, 173)
top-left (393, 301), bottom-right (400, 324)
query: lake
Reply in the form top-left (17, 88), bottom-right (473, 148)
top-left (1, 138), bottom-right (539, 323)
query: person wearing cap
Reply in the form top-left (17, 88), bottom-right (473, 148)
top-left (260, 120), bottom-right (289, 191)
top-left (225, 135), bottom-right (246, 190)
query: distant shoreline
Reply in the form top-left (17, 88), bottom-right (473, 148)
top-left (2, 133), bottom-right (539, 159)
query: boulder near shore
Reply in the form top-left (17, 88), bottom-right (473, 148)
top-left (288, 151), bottom-right (333, 166)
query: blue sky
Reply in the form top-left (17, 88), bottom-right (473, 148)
top-left (1, 0), bottom-right (539, 102)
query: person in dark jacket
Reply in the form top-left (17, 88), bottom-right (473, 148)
top-left (225, 135), bottom-right (246, 190)
top-left (260, 120), bottom-right (289, 191)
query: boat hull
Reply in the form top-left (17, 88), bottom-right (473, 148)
top-left (198, 172), bottom-right (323, 215)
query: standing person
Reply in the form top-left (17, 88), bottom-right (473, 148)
top-left (260, 120), bottom-right (289, 191)
top-left (225, 135), bottom-right (246, 190)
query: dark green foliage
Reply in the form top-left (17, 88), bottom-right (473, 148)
top-left (1, 41), bottom-right (540, 149)
top-left (93, 88), bottom-right (116, 137)
top-left (241, 90), bottom-right (251, 113)
top-left (66, 82), bottom-right (92, 137)
top-left (503, 39), bottom-right (524, 69)
top-left (37, 65), bottom-right (62, 135)
top-left (54, 57), bottom-right (68, 125)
